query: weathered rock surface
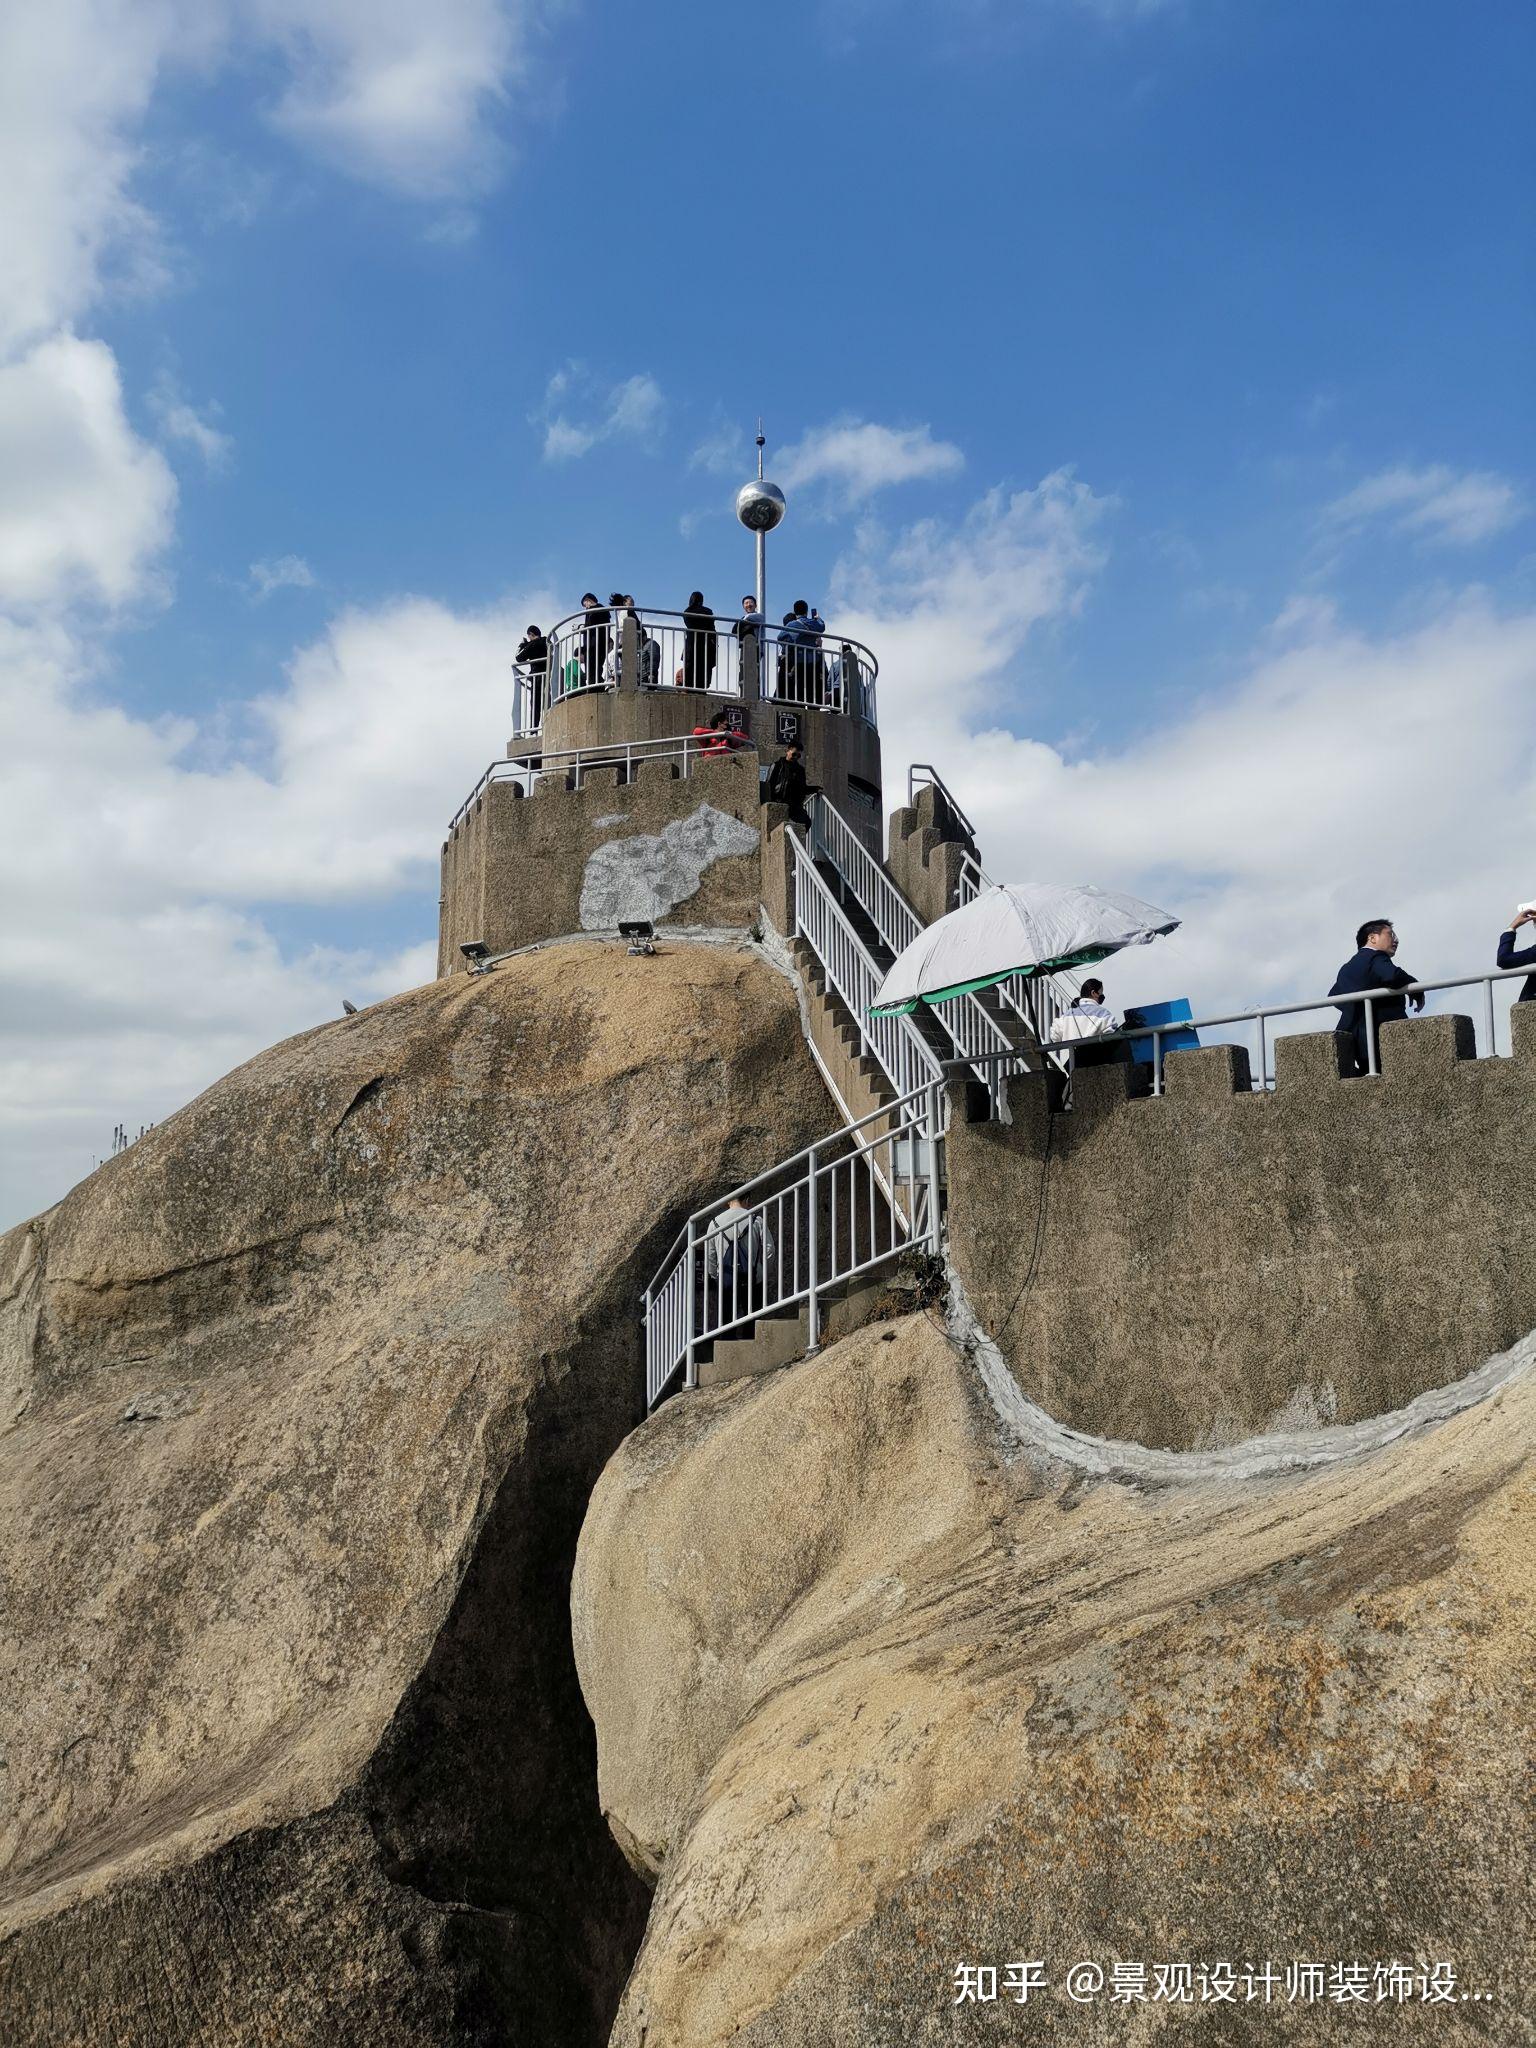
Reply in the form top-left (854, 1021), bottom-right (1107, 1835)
top-left (0, 936), bottom-right (831, 2046)
top-left (574, 1313), bottom-right (1535, 2045)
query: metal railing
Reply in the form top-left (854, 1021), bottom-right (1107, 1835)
top-left (532, 606), bottom-right (878, 728)
top-left (951, 966), bottom-right (1535, 1102)
top-left (810, 797), bottom-right (1025, 1113)
top-left (791, 834), bottom-right (944, 1104)
top-left (908, 763), bottom-right (978, 843)
top-left (954, 852), bottom-right (1080, 1048)
top-left (643, 1081), bottom-right (943, 1407)
top-left (446, 729), bottom-right (756, 837)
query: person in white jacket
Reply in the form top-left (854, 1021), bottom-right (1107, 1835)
top-left (704, 1197), bottom-right (776, 1325)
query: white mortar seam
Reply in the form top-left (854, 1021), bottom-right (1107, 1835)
top-left (942, 1255), bottom-right (1535, 1489)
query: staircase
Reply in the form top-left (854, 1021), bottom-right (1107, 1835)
top-left (643, 780), bottom-right (1020, 1408)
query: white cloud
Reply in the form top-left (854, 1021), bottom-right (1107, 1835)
top-left (0, 0), bottom-right (544, 352)
top-left (243, 0), bottom-right (533, 200)
top-left (249, 554), bottom-right (316, 599)
top-left (690, 422), bottom-right (747, 476)
top-left (836, 487), bottom-right (1536, 1039)
top-left (536, 366), bottom-right (666, 463)
top-left (828, 471), bottom-right (1112, 739)
top-left (0, 586), bottom-right (555, 1227)
top-left (778, 418), bottom-right (965, 507)
top-left (1325, 464), bottom-right (1525, 549)
top-left (149, 377), bottom-right (233, 469)
top-left (0, 333), bottom-right (177, 611)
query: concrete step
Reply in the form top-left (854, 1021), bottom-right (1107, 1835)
top-left (695, 1269), bottom-right (897, 1389)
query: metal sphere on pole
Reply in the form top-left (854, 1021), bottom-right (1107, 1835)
top-left (735, 419), bottom-right (785, 620)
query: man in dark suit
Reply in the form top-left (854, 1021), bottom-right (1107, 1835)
top-left (1329, 918), bottom-right (1424, 1075)
top-left (1496, 906), bottom-right (1536, 1003)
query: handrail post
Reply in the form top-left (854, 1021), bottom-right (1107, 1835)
top-left (640, 1279), bottom-right (652, 1406)
top-left (925, 1083), bottom-right (941, 1249)
top-left (1365, 992), bottom-right (1379, 1077)
top-left (806, 1143), bottom-right (820, 1353)
top-left (683, 1215), bottom-right (699, 1389)
top-left (1484, 975), bottom-right (1497, 1058)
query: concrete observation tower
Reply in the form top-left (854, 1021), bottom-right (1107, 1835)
top-left (438, 430), bottom-right (885, 972)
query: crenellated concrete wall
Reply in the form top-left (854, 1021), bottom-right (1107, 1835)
top-left (437, 752), bottom-right (766, 973)
top-left (885, 783), bottom-right (976, 929)
top-left (945, 1007), bottom-right (1536, 1450)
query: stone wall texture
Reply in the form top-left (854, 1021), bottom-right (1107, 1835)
top-left (437, 752), bottom-right (766, 974)
top-left (574, 1310), bottom-right (1535, 2048)
top-left (945, 1006), bottom-right (1536, 1449)
top-left (0, 938), bottom-right (832, 2046)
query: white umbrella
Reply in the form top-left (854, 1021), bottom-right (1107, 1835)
top-left (869, 881), bottom-right (1180, 1017)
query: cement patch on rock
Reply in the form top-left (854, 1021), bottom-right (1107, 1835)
top-left (578, 803), bottom-right (760, 930)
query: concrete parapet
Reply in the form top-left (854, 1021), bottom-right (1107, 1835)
top-left (1380, 1011), bottom-right (1477, 1078)
top-left (635, 759), bottom-right (680, 785)
top-left (1068, 1061), bottom-right (1136, 1119)
top-left (1164, 1041), bottom-right (1253, 1098)
top-left (1514, 1001), bottom-right (1536, 1060)
top-left (886, 785), bottom-right (977, 930)
top-left (759, 813), bottom-right (794, 939)
top-left (1273, 1028), bottom-right (1351, 1089)
top-left (945, 1016), bottom-right (1536, 1451)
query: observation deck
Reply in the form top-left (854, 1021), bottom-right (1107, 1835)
top-left (508, 604), bottom-right (884, 837)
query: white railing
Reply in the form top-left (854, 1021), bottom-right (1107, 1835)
top-left (791, 835), bottom-right (943, 1105)
top-left (535, 606), bottom-right (879, 728)
top-left (955, 852), bottom-right (1080, 1047)
top-left (810, 797), bottom-right (1024, 1113)
top-left (446, 729), bottom-right (755, 837)
top-left (908, 763), bottom-right (978, 843)
top-left (643, 1081), bottom-right (943, 1407)
top-left (951, 965), bottom-right (1535, 1102)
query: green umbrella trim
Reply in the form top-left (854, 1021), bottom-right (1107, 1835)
top-left (869, 945), bottom-right (1117, 1018)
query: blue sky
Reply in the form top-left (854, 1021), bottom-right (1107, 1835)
top-left (1, 0), bottom-right (1533, 1225)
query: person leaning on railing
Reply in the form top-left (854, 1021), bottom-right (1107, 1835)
top-left (514, 624), bottom-right (548, 726)
top-left (1496, 905), bottom-right (1536, 1002)
top-left (682, 592), bottom-right (717, 691)
top-left (1329, 918), bottom-right (1424, 1076)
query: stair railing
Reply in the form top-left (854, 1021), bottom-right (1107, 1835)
top-left (643, 1081), bottom-right (944, 1408)
top-left (907, 763), bottom-right (979, 844)
top-left (790, 834), bottom-right (943, 1104)
top-left (808, 796), bottom-right (1022, 1114)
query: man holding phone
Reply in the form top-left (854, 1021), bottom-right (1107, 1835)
top-left (1496, 904), bottom-right (1536, 1003)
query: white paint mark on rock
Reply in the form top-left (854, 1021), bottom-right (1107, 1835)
top-left (579, 804), bottom-right (759, 930)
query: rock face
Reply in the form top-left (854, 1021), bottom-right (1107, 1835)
top-left (574, 1313), bottom-right (1535, 2046)
top-left (0, 936), bottom-right (831, 2046)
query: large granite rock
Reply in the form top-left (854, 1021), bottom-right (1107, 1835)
top-left (0, 937), bottom-right (831, 2046)
top-left (574, 1313), bottom-right (1535, 2045)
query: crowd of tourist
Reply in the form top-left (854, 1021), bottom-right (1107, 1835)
top-left (513, 593), bottom-right (850, 721)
